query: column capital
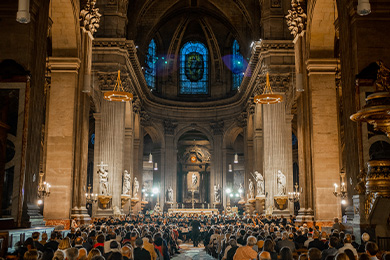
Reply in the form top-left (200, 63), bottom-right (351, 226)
top-left (93, 112), bottom-right (101, 120)
top-left (48, 57), bottom-right (81, 72)
top-left (306, 59), bottom-right (339, 76)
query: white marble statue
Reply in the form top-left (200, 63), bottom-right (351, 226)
top-left (214, 184), bottom-right (221, 203)
top-left (122, 170), bottom-right (131, 195)
top-left (133, 177), bottom-right (139, 198)
top-left (192, 173), bottom-right (198, 186)
top-left (251, 171), bottom-right (265, 196)
top-left (167, 186), bottom-right (173, 202)
top-left (97, 164), bottom-right (109, 195)
top-left (277, 170), bottom-right (286, 195)
top-left (249, 179), bottom-right (254, 199)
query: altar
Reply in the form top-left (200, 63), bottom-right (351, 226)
top-left (168, 208), bottom-right (219, 216)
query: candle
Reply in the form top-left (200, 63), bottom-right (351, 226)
top-left (334, 183), bottom-right (338, 193)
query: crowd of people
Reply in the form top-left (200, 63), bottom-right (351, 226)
top-left (5, 212), bottom-right (390, 260)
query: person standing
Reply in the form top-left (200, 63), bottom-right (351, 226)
top-left (190, 217), bottom-right (201, 247)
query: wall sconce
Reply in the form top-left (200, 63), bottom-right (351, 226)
top-left (154, 163), bottom-right (158, 170)
top-left (228, 164), bottom-right (232, 172)
top-left (38, 171), bottom-right (51, 199)
top-left (333, 171), bottom-right (347, 204)
top-left (148, 153), bottom-right (153, 163)
top-left (234, 153), bottom-right (238, 164)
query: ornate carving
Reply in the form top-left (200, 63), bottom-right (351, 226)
top-left (256, 74), bottom-right (291, 94)
top-left (140, 111), bottom-right (151, 126)
top-left (164, 119), bottom-right (177, 135)
top-left (179, 145), bottom-right (211, 164)
top-left (80, 0), bottom-right (101, 34)
top-left (237, 112), bottom-right (248, 128)
top-left (210, 120), bottom-right (224, 135)
top-left (376, 60), bottom-right (390, 92)
top-left (97, 72), bottom-right (134, 93)
top-left (285, 0), bottom-right (307, 38)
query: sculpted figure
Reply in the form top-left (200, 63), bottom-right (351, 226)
top-left (214, 184), bottom-right (221, 203)
top-left (97, 164), bottom-right (109, 195)
top-left (133, 177), bottom-right (139, 198)
top-left (122, 170), bottom-right (131, 195)
top-left (277, 170), bottom-right (287, 195)
top-left (167, 186), bottom-right (173, 202)
top-left (249, 179), bottom-right (254, 199)
top-left (251, 171), bottom-right (265, 196)
top-left (192, 173), bottom-right (198, 186)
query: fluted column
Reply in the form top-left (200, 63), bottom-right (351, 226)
top-left (164, 134), bottom-right (176, 206)
top-left (98, 99), bottom-right (125, 213)
top-left (92, 113), bottom-right (101, 217)
top-left (262, 101), bottom-right (292, 213)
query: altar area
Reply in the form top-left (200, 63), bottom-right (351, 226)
top-left (168, 208), bottom-right (219, 216)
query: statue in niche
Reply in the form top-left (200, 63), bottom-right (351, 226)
top-left (214, 184), bottom-right (221, 203)
top-left (251, 171), bottom-right (265, 196)
top-left (97, 164), bottom-right (109, 195)
top-left (167, 186), bottom-right (173, 202)
top-left (122, 170), bottom-right (131, 195)
top-left (133, 177), bottom-right (139, 198)
top-left (192, 173), bottom-right (198, 186)
top-left (249, 179), bottom-right (254, 199)
top-left (277, 170), bottom-right (287, 195)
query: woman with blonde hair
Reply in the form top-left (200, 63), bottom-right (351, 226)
top-left (58, 237), bottom-right (72, 251)
top-left (87, 248), bottom-right (102, 260)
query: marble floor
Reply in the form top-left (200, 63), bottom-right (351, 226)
top-left (171, 243), bottom-right (215, 260)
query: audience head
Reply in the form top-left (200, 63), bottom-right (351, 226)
top-left (87, 249), bottom-right (101, 260)
top-left (299, 254), bottom-right (308, 260)
top-left (65, 248), bottom-right (79, 260)
top-left (335, 253), bottom-right (349, 260)
top-left (41, 248), bottom-right (54, 260)
top-left (24, 250), bottom-right (38, 260)
top-left (329, 236), bottom-right (339, 248)
top-left (263, 239), bottom-right (275, 253)
top-left (58, 237), bottom-right (72, 250)
top-left (53, 250), bottom-right (65, 260)
top-left (107, 252), bottom-right (123, 260)
top-left (135, 238), bottom-right (143, 248)
top-left (259, 251), bottom-right (272, 260)
top-left (280, 247), bottom-right (293, 260)
top-left (365, 242), bottom-right (378, 257)
top-left (308, 248), bottom-right (322, 260)
top-left (361, 233), bottom-right (370, 243)
top-left (359, 253), bottom-right (370, 260)
top-left (247, 236), bottom-right (257, 247)
top-left (78, 248), bottom-right (87, 260)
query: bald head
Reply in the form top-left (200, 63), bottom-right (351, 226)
top-left (259, 251), bottom-right (271, 260)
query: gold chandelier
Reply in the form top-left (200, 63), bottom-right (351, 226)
top-left (103, 70), bottom-right (133, 102)
top-left (254, 72), bottom-right (283, 104)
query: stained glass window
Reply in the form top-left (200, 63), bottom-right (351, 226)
top-left (232, 40), bottom-right (245, 90)
top-left (180, 41), bottom-right (209, 94)
top-left (145, 39), bottom-right (157, 90)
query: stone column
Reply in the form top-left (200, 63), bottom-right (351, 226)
top-left (92, 113), bottom-right (101, 217)
top-left (262, 101), bottom-right (292, 214)
top-left (70, 29), bottom-right (94, 223)
top-left (164, 133), bottom-right (176, 207)
top-left (253, 104), bottom-right (263, 173)
top-left (211, 131), bottom-right (223, 208)
top-left (132, 111), bottom-right (143, 212)
top-left (44, 57), bottom-right (80, 229)
top-left (306, 59), bottom-right (341, 223)
top-left (97, 99), bottom-right (125, 215)
top-left (123, 101), bottom-right (134, 213)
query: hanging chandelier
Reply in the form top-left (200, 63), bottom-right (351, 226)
top-left (254, 72), bottom-right (283, 104)
top-left (103, 70), bottom-right (133, 102)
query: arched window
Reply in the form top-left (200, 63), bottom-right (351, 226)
top-left (145, 39), bottom-right (157, 90)
top-left (232, 40), bottom-right (245, 90)
top-left (180, 41), bottom-right (209, 94)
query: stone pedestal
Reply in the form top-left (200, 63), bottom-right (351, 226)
top-left (255, 195), bottom-right (265, 213)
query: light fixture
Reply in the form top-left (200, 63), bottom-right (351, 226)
top-left (288, 183), bottom-right (301, 203)
top-left (103, 70), bottom-right (133, 102)
top-left (37, 199), bottom-right (43, 205)
top-left (152, 187), bottom-right (159, 194)
top-left (254, 72), bottom-right (283, 104)
top-left (333, 171), bottom-right (347, 199)
top-left (148, 153), bottom-right (153, 163)
top-left (238, 188), bottom-right (243, 194)
top-left (85, 184), bottom-right (98, 204)
top-left (234, 153), bottom-right (238, 164)
top-left (154, 163), bottom-right (158, 170)
top-left (341, 199), bottom-right (347, 205)
top-left (228, 164), bottom-right (232, 172)
top-left (357, 0), bottom-right (371, 16)
top-left (226, 188), bottom-right (232, 194)
top-left (38, 171), bottom-right (50, 199)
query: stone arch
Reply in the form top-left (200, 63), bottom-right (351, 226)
top-left (223, 124), bottom-right (244, 149)
top-left (50, 0), bottom-right (80, 57)
top-left (144, 124), bottom-right (164, 147)
top-left (307, 0), bottom-right (337, 58)
top-left (174, 124), bottom-right (214, 148)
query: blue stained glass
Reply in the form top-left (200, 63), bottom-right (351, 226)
top-left (232, 40), bottom-right (245, 90)
top-left (145, 39), bottom-right (157, 90)
top-left (180, 41), bottom-right (209, 94)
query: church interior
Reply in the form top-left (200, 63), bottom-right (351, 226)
top-left (1, 0), bottom-right (390, 254)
